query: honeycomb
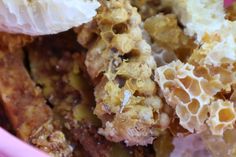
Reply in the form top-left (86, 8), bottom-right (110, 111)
top-left (155, 60), bottom-right (216, 132)
top-left (152, 0), bottom-right (236, 137)
top-left (207, 100), bottom-right (236, 135)
top-left (79, 0), bottom-right (156, 80)
top-left (188, 32), bottom-right (236, 67)
top-left (76, 0), bottom-right (169, 146)
top-left (0, 0), bottom-right (100, 35)
top-left (151, 44), bottom-right (177, 67)
top-left (166, 0), bottom-right (226, 42)
top-left (168, 0), bottom-right (236, 66)
top-left (139, 26), bottom-right (176, 67)
top-left (188, 36), bottom-right (236, 93)
top-left (155, 59), bottom-right (236, 135)
top-left (76, 0), bottom-right (236, 148)
top-left (95, 76), bottom-right (165, 145)
top-left (144, 14), bottom-right (196, 62)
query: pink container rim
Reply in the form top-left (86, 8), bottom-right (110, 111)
top-left (0, 128), bottom-right (49, 157)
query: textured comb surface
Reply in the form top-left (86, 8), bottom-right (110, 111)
top-left (155, 60), bottom-right (214, 132)
top-left (0, 0), bottom-right (100, 35)
top-left (163, 0), bottom-right (225, 42)
top-left (207, 100), bottom-right (236, 135)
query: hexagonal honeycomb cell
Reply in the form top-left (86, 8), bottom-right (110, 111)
top-left (207, 100), bottom-right (236, 135)
top-left (151, 44), bottom-right (177, 67)
top-left (155, 60), bottom-right (224, 132)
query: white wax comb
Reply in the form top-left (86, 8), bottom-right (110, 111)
top-left (0, 0), bottom-right (100, 35)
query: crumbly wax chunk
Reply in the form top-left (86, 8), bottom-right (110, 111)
top-left (76, 0), bottom-right (169, 145)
